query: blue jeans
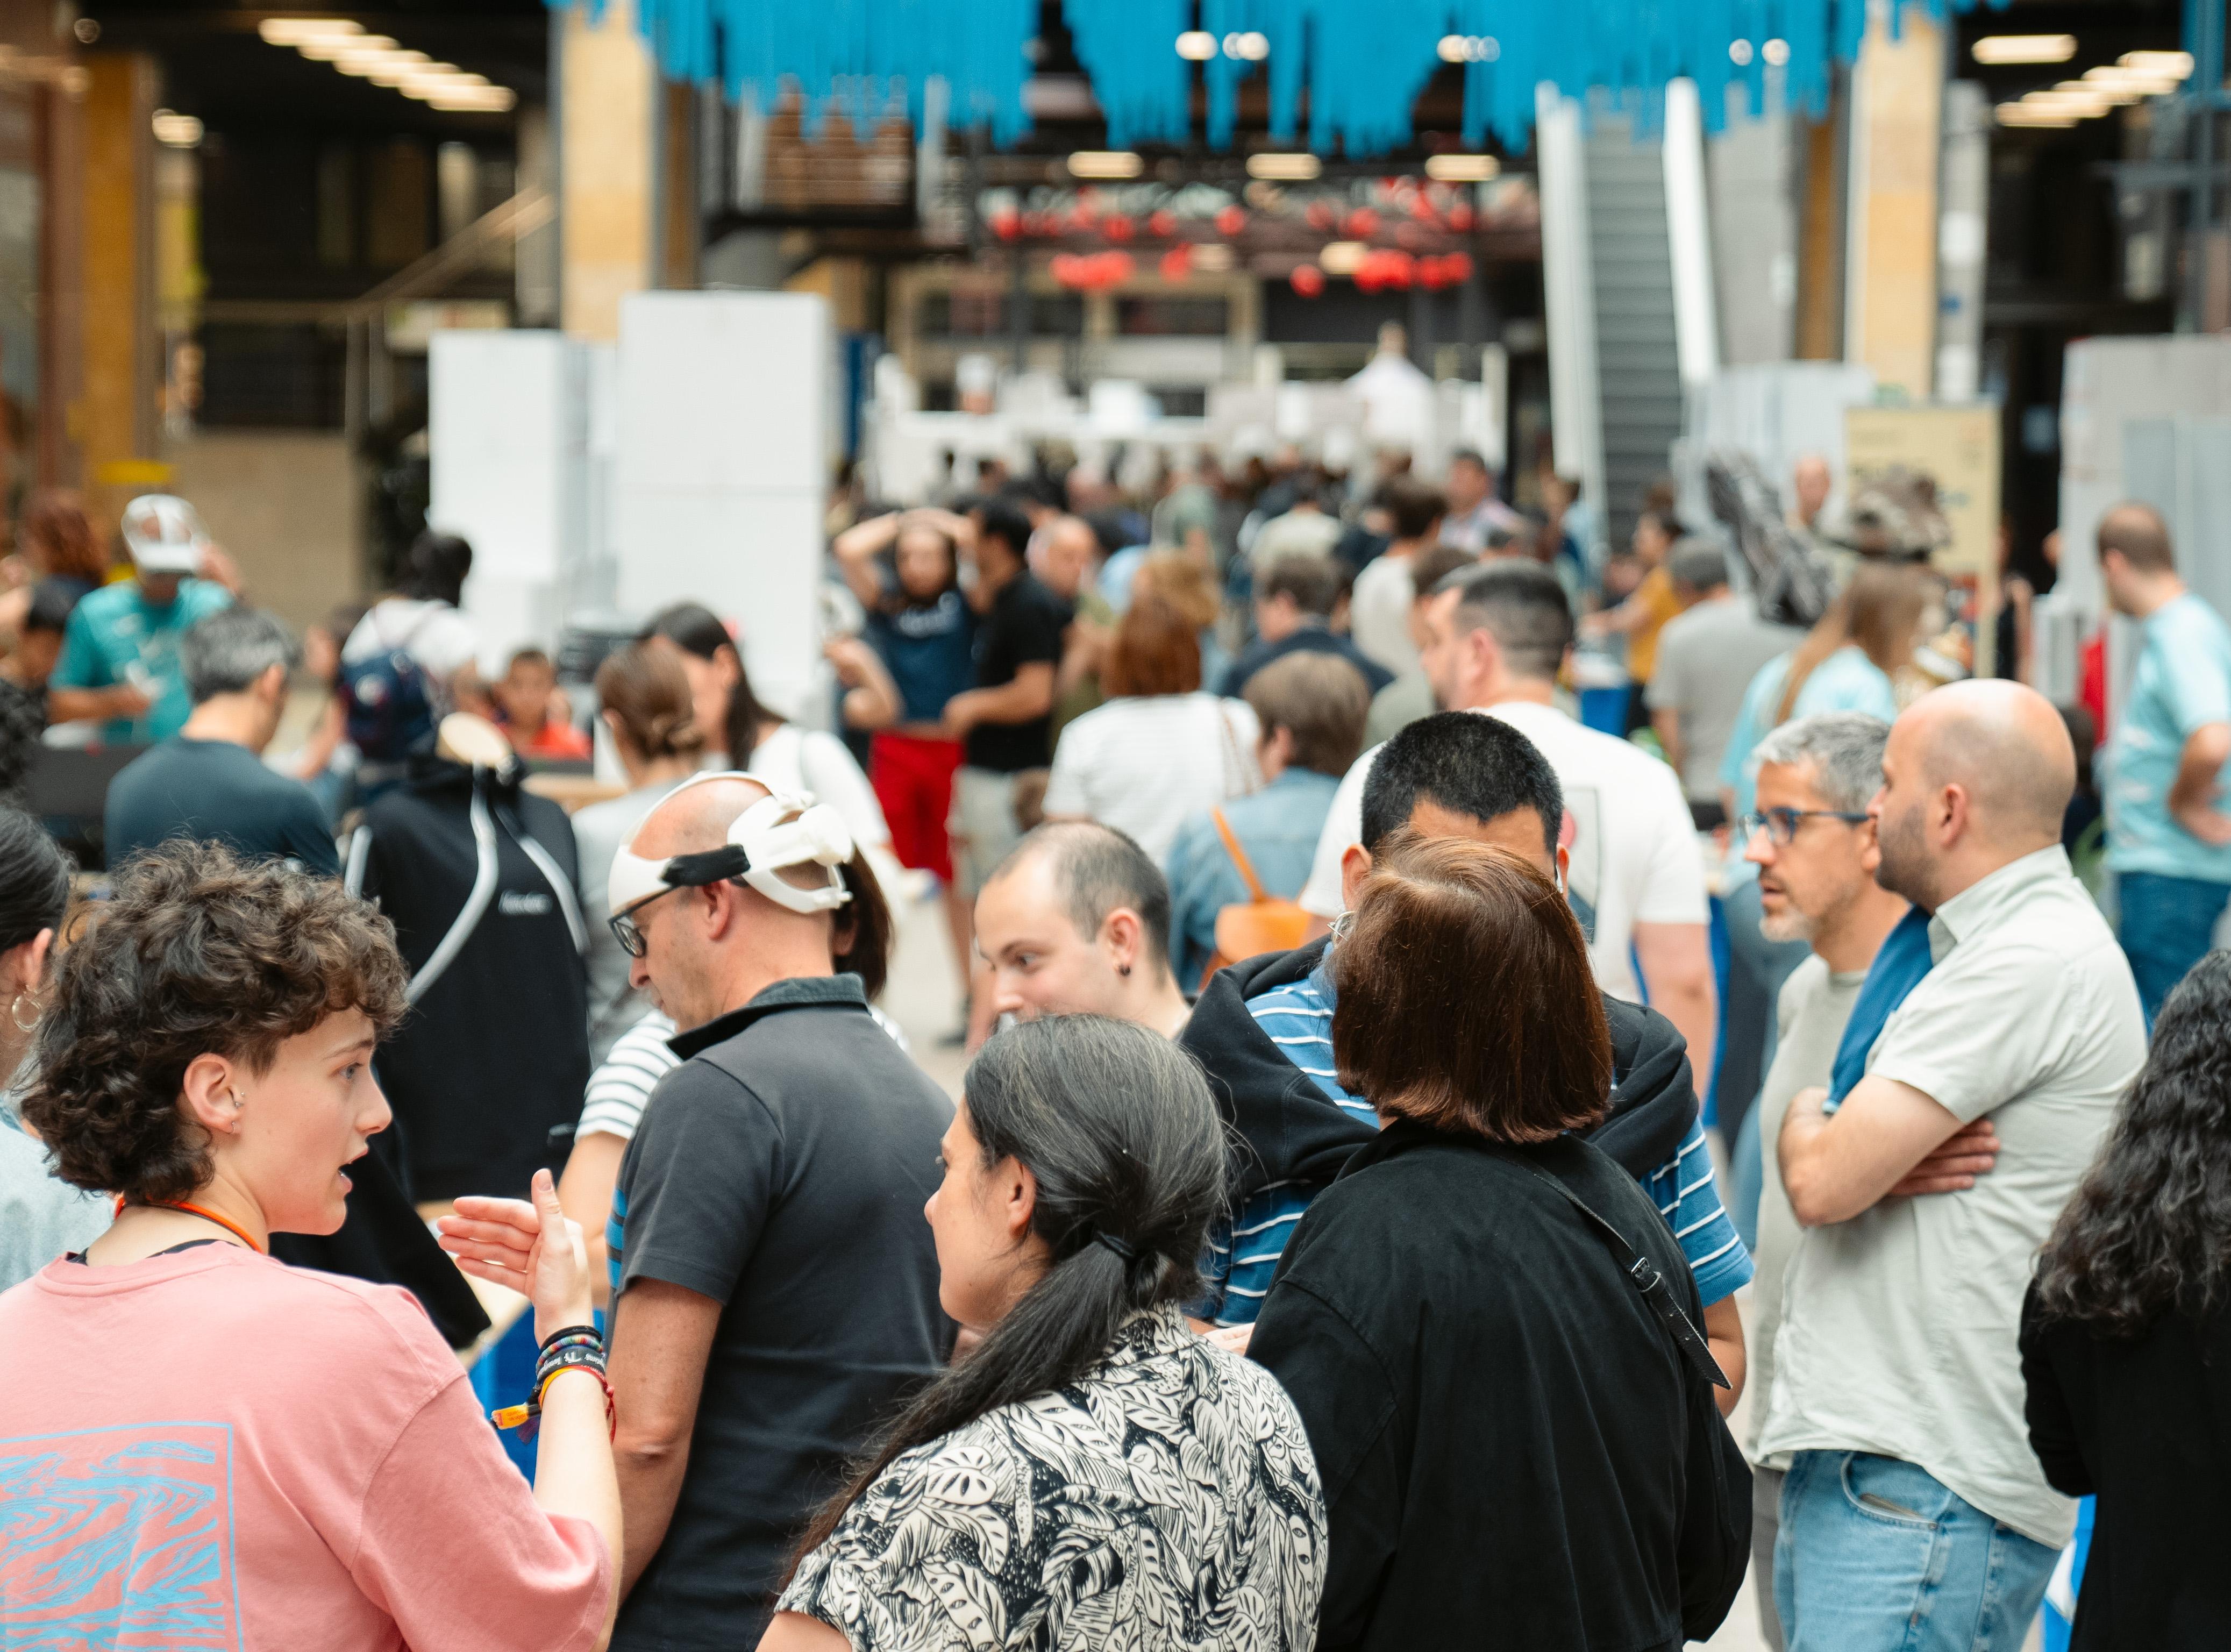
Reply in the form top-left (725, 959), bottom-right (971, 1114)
top-left (1774, 1451), bottom-right (2057, 1652)
top-left (2117, 869), bottom-right (2231, 1026)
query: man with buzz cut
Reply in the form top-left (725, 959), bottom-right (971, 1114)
top-left (1184, 710), bottom-right (1751, 1407)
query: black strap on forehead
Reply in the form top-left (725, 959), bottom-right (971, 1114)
top-left (659, 844), bottom-right (753, 890)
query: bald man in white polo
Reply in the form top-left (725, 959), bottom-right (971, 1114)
top-left (1761, 680), bottom-right (2145, 1652)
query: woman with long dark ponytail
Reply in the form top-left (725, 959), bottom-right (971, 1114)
top-left (762, 1014), bottom-right (1325, 1651)
top-left (2023, 949), bottom-right (2231, 1650)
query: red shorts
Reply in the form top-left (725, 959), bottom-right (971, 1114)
top-left (869, 731), bottom-right (963, 885)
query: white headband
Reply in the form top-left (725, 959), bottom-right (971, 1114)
top-left (608, 772), bottom-right (856, 918)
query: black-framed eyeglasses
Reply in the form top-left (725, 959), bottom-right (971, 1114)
top-left (1739, 807), bottom-right (1870, 847)
top-left (608, 887), bottom-right (682, 959)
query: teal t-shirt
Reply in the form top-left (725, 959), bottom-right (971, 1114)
top-left (1720, 644), bottom-right (1900, 823)
top-left (51, 578), bottom-right (233, 743)
top-left (2106, 592), bottom-right (2231, 882)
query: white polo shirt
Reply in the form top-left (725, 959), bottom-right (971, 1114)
top-left (1298, 697), bottom-right (1707, 1002)
top-left (1756, 845), bottom-right (2146, 1547)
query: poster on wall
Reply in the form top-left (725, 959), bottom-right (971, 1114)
top-left (1844, 403), bottom-right (2004, 678)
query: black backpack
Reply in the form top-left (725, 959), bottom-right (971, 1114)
top-left (341, 608), bottom-right (439, 761)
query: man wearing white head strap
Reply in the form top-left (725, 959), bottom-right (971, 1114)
top-left (596, 772), bottom-right (955, 1649)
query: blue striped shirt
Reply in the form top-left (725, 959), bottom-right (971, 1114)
top-left (1201, 963), bottom-right (1753, 1325)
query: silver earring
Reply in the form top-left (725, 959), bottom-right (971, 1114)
top-left (9, 992), bottom-right (38, 1035)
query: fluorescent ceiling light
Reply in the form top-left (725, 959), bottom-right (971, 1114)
top-left (258, 18), bottom-right (363, 46)
top-left (1175, 31), bottom-right (1216, 61)
top-left (1247, 153), bottom-right (1321, 181)
top-left (1191, 244), bottom-right (1234, 272)
top-left (151, 109), bottom-right (203, 147)
top-left (425, 88), bottom-right (517, 112)
top-left (1973, 34), bottom-right (2077, 65)
top-left (1068, 151), bottom-right (1142, 179)
top-left (1425, 153), bottom-right (1500, 181)
top-left (1319, 241), bottom-right (1367, 274)
top-left (2122, 50), bottom-right (2194, 78)
top-left (298, 33), bottom-right (395, 60)
top-left (1762, 38), bottom-right (1790, 66)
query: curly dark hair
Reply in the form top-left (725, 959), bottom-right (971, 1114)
top-left (19, 841), bottom-right (409, 1203)
top-left (2033, 949), bottom-right (2231, 1336)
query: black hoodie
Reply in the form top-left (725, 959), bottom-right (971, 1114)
top-left (347, 756), bottom-right (589, 1202)
top-left (1178, 936), bottom-right (1700, 1212)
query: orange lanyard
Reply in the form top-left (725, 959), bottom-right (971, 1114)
top-left (113, 1195), bottom-right (266, 1255)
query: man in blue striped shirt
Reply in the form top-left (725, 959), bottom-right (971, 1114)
top-left (1180, 711), bottom-right (1752, 1407)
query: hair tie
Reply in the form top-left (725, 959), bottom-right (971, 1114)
top-left (1092, 1230), bottom-right (1138, 1263)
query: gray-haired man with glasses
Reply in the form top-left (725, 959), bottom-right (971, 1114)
top-left (1735, 710), bottom-right (1914, 1650)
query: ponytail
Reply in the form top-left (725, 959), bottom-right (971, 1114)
top-left (786, 1016), bottom-right (1225, 1572)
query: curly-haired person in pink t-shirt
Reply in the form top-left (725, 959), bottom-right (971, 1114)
top-left (0, 839), bottom-right (621, 1652)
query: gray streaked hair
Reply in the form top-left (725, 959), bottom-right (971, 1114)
top-left (1750, 710), bottom-right (1891, 813)
top-left (181, 604), bottom-right (301, 703)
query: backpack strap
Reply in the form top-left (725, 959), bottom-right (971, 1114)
top-left (1508, 1151), bottom-right (1729, 1392)
top-left (1210, 807), bottom-right (1271, 905)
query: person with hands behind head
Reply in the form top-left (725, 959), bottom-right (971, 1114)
top-left (0, 841), bottom-right (619, 1652)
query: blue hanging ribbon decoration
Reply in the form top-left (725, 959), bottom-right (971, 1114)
top-left (554, 0), bottom-right (2005, 154)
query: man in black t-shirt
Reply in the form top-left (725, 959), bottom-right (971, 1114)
top-left (604, 775), bottom-right (953, 1648)
top-left (940, 500), bottom-right (1071, 1038)
top-left (103, 604), bottom-right (340, 875)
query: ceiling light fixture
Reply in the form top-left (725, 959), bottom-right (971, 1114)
top-left (151, 109), bottom-right (204, 147)
top-left (297, 33), bottom-right (395, 61)
top-left (1319, 241), bottom-right (1367, 274)
top-left (1424, 153), bottom-right (1500, 181)
top-left (260, 20), bottom-right (517, 116)
top-left (1175, 31), bottom-right (1216, 61)
top-left (1997, 106), bottom-right (2079, 127)
top-left (1068, 151), bottom-right (1143, 180)
top-left (1246, 153), bottom-right (1321, 181)
top-left (2121, 50), bottom-right (2195, 78)
top-left (1973, 34), bottom-right (2078, 65)
top-left (256, 18), bottom-right (364, 45)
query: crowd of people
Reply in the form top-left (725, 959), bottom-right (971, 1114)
top-left (0, 441), bottom-right (2226, 1652)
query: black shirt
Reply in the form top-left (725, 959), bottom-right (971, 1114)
top-left (1249, 1124), bottom-right (1749, 1651)
top-left (965, 572), bottom-right (1071, 772)
top-left (1218, 624), bottom-right (1395, 699)
top-left (610, 974), bottom-right (955, 1650)
top-left (2021, 1282), bottom-right (2231, 1649)
top-left (104, 735), bottom-right (340, 875)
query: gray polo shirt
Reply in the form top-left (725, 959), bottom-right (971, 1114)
top-left (1757, 846), bottom-right (2146, 1546)
top-left (1645, 596), bottom-right (1802, 803)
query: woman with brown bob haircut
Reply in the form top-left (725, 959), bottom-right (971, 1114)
top-left (1250, 831), bottom-right (1750, 1651)
top-left (1041, 594), bottom-right (1261, 862)
top-left (0, 842), bottom-right (622, 1651)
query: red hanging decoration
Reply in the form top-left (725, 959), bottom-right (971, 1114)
top-left (1148, 208), bottom-right (1178, 238)
top-left (1446, 201), bottom-right (1476, 232)
top-left (1289, 262), bottom-right (1326, 297)
top-left (1215, 204), bottom-right (1247, 237)
top-left (1305, 200), bottom-right (1338, 231)
top-left (1103, 213), bottom-right (1135, 243)
top-left (1344, 206), bottom-right (1381, 239)
top-left (1441, 250), bottom-right (1476, 284)
top-left (1159, 244), bottom-right (1194, 281)
top-left (989, 208), bottom-right (1022, 241)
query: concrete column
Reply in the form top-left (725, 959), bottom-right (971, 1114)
top-left (559, 0), bottom-right (654, 340)
top-left (1842, 4), bottom-right (1944, 400)
top-left (79, 51), bottom-right (159, 523)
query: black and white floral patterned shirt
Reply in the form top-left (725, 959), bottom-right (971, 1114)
top-left (777, 1304), bottom-right (1325, 1650)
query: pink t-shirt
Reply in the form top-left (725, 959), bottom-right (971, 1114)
top-left (0, 1242), bottom-right (610, 1651)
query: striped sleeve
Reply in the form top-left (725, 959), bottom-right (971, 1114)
top-left (1206, 1181), bottom-right (1320, 1327)
top-left (1641, 1116), bottom-right (1753, 1305)
top-left (576, 1014), bottom-right (681, 1143)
